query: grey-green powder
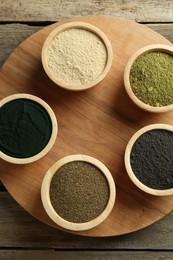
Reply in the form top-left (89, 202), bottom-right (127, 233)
top-left (49, 161), bottom-right (109, 223)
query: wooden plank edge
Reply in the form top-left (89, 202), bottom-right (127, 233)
top-left (0, 192), bottom-right (172, 249)
top-left (0, 250), bottom-right (173, 260)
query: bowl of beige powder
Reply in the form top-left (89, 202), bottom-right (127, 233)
top-left (41, 22), bottom-right (113, 91)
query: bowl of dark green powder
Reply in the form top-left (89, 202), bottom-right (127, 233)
top-left (41, 154), bottom-right (116, 231)
top-left (125, 124), bottom-right (173, 196)
top-left (0, 93), bottom-right (58, 164)
top-left (124, 44), bottom-right (173, 113)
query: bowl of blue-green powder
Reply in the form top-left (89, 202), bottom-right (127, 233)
top-left (0, 93), bottom-right (58, 164)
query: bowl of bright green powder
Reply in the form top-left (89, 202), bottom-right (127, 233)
top-left (0, 94), bottom-right (58, 164)
top-left (41, 154), bottom-right (116, 231)
top-left (124, 44), bottom-right (173, 112)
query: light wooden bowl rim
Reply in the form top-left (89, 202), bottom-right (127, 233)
top-left (124, 44), bottom-right (173, 113)
top-left (124, 123), bottom-right (173, 196)
top-left (0, 93), bottom-right (58, 164)
top-left (41, 154), bottom-right (116, 231)
top-left (41, 21), bottom-right (113, 91)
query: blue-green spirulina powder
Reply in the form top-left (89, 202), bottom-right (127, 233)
top-left (0, 98), bottom-right (52, 158)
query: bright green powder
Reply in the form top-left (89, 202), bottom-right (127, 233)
top-left (130, 51), bottom-right (173, 107)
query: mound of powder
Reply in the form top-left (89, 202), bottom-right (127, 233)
top-left (47, 28), bottom-right (107, 86)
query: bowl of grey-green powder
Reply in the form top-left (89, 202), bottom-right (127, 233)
top-left (41, 22), bottom-right (113, 91)
top-left (41, 154), bottom-right (116, 231)
top-left (124, 44), bottom-right (173, 113)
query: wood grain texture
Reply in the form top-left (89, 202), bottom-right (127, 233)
top-left (0, 0), bottom-right (173, 23)
top-left (0, 193), bottom-right (173, 249)
top-left (0, 0), bottom-right (173, 256)
top-left (0, 250), bottom-right (173, 260)
top-left (0, 24), bottom-right (42, 66)
top-left (0, 23), bottom-right (173, 68)
top-left (0, 181), bottom-right (6, 191)
top-left (148, 24), bottom-right (173, 43)
top-left (0, 16), bottom-right (173, 237)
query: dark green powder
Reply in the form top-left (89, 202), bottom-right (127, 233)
top-left (130, 129), bottom-right (173, 190)
top-left (49, 161), bottom-right (109, 223)
top-left (0, 98), bottom-right (52, 158)
top-left (130, 51), bottom-right (173, 106)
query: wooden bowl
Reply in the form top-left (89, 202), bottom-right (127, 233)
top-left (41, 154), bottom-right (116, 231)
top-left (124, 124), bottom-right (173, 196)
top-left (0, 93), bottom-right (58, 164)
top-left (41, 21), bottom-right (113, 91)
top-left (124, 44), bottom-right (173, 113)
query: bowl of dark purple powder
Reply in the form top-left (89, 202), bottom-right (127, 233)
top-left (0, 93), bottom-right (58, 164)
top-left (124, 124), bottom-right (173, 196)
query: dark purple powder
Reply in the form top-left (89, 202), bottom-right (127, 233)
top-left (130, 129), bottom-right (173, 190)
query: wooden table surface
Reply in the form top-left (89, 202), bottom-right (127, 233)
top-left (0, 1), bottom-right (173, 259)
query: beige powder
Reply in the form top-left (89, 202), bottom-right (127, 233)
top-left (47, 28), bottom-right (107, 86)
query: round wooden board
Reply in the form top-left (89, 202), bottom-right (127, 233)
top-left (0, 16), bottom-right (173, 237)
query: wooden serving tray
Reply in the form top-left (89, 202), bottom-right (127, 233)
top-left (0, 16), bottom-right (173, 237)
